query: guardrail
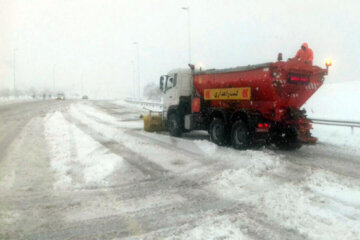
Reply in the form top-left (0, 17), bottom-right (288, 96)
top-left (125, 98), bottom-right (163, 109)
top-left (310, 118), bottom-right (360, 128)
top-left (124, 99), bottom-right (359, 129)
top-left (310, 118), bottom-right (360, 135)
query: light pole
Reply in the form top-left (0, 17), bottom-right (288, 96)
top-left (13, 48), bottom-right (18, 96)
top-left (181, 7), bottom-right (191, 64)
top-left (81, 71), bottom-right (84, 96)
top-left (133, 42), bottom-right (141, 98)
top-left (52, 64), bottom-right (56, 95)
top-left (131, 60), bottom-right (136, 98)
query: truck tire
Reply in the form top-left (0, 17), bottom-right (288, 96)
top-left (209, 118), bottom-right (228, 146)
top-left (231, 120), bottom-right (250, 150)
top-left (273, 127), bottom-right (302, 150)
top-left (168, 113), bottom-right (182, 137)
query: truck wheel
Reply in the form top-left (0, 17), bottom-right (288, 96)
top-left (231, 120), bottom-right (250, 150)
top-left (168, 113), bottom-right (182, 137)
top-left (209, 118), bottom-right (228, 146)
top-left (273, 127), bottom-right (302, 150)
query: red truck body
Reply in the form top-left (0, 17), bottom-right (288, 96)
top-left (193, 60), bottom-right (328, 122)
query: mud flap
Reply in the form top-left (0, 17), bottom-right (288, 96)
top-left (299, 128), bottom-right (318, 144)
top-left (298, 121), bottom-right (317, 144)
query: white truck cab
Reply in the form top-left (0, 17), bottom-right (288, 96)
top-left (159, 68), bottom-right (193, 120)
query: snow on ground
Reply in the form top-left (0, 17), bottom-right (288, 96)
top-left (44, 111), bottom-right (125, 189)
top-left (208, 152), bottom-right (360, 240)
top-left (76, 102), bottom-right (143, 128)
top-left (66, 192), bottom-right (185, 223)
top-left (68, 103), bottom-right (202, 173)
top-left (312, 124), bottom-right (360, 151)
top-left (42, 101), bottom-right (360, 239)
top-left (117, 99), bottom-right (163, 112)
top-left (3, 98), bottom-right (360, 239)
top-left (165, 215), bottom-right (249, 240)
top-left (179, 132), bottom-right (360, 239)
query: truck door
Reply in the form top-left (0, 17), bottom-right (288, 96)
top-left (163, 73), bottom-right (179, 117)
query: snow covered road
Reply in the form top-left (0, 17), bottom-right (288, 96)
top-left (1, 100), bottom-right (360, 240)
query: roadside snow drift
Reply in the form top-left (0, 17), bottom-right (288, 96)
top-left (210, 156), bottom-right (360, 240)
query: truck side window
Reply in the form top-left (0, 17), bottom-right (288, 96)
top-left (173, 73), bottom-right (177, 87)
top-left (169, 77), bottom-right (174, 87)
top-left (166, 75), bottom-right (176, 90)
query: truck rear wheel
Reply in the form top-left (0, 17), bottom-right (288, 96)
top-left (273, 127), bottom-right (302, 150)
top-left (209, 118), bottom-right (228, 146)
top-left (231, 120), bottom-right (250, 150)
top-left (168, 113), bottom-right (182, 137)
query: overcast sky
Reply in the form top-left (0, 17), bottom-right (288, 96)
top-left (1, 0), bottom-right (359, 98)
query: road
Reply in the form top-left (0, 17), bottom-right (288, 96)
top-left (1, 100), bottom-right (360, 240)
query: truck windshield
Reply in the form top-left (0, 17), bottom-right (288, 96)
top-left (160, 75), bottom-right (167, 92)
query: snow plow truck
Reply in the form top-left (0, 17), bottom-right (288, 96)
top-left (145, 55), bottom-right (331, 150)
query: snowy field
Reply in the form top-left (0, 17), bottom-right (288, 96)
top-left (0, 99), bottom-right (360, 240)
top-left (304, 81), bottom-right (360, 121)
top-left (304, 81), bottom-right (360, 151)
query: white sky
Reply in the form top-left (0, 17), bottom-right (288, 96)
top-left (1, 0), bottom-right (359, 98)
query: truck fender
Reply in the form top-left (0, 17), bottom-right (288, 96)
top-left (167, 105), bottom-right (178, 120)
top-left (230, 111), bottom-right (249, 125)
top-left (209, 108), bottom-right (230, 125)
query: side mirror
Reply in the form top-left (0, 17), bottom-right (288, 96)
top-left (160, 76), bottom-right (164, 92)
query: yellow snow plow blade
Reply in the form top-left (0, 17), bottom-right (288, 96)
top-left (143, 112), bottom-right (164, 132)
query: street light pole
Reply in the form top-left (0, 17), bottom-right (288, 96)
top-left (52, 65), bottom-right (56, 94)
top-left (181, 7), bottom-right (191, 64)
top-left (13, 48), bottom-right (18, 96)
top-left (81, 71), bottom-right (84, 96)
top-left (131, 60), bottom-right (136, 98)
top-left (133, 42), bottom-right (141, 98)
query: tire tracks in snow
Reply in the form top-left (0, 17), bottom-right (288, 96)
top-left (58, 102), bottom-right (308, 240)
top-left (63, 112), bottom-right (168, 180)
top-left (274, 145), bottom-right (360, 180)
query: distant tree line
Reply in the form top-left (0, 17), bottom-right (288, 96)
top-left (0, 88), bottom-right (57, 99)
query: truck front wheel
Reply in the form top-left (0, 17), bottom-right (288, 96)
top-left (168, 113), bottom-right (182, 137)
top-left (209, 118), bottom-right (228, 146)
top-left (231, 120), bottom-right (250, 150)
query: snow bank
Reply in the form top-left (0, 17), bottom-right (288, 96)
top-left (166, 216), bottom-right (249, 240)
top-left (193, 140), bottom-right (217, 157)
top-left (260, 181), bottom-right (360, 240)
top-left (308, 170), bottom-right (360, 207)
top-left (210, 157), bottom-right (360, 240)
top-left (193, 139), bottom-right (282, 169)
top-left (44, 111), bottom-right (124, 189)
top-left (211, 152), bottom-right (282, 202)
top-left (312, 124), bottom-right (360, 151)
